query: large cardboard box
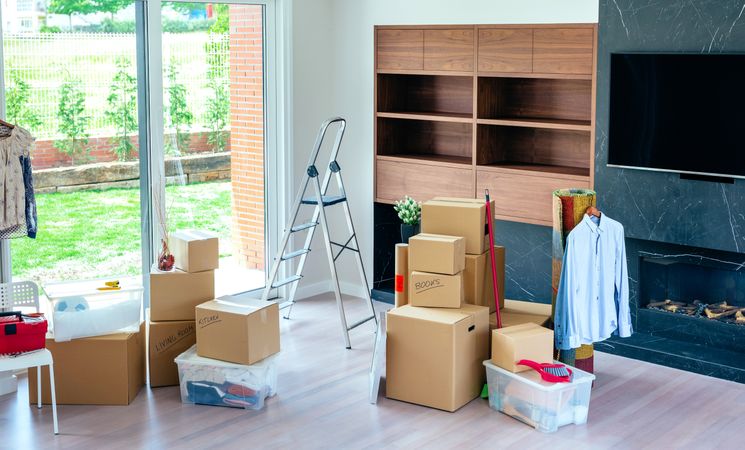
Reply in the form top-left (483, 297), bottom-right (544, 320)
top-left (409, 271), bottom-right (463, 308)
top-left (29, 323), bottom-right (145, 405)
top-left (464, 246), bottom-right (505, 312)
top-left (491, 323), bottom-right (554, 373)
top-left (196, 298), bottom-right (280, 365)
top-left (421, 197), bottom-right (495, 255)
top-left (169, 229), bottom-right (220, 273)
top-left (386, 304), bottom-right (489, 412)
top-left (150, 269), bottom-right (215, 321)
top-left (408, 233), bottom-right (465, 275)
top-left (148, 317), bottom-right (196, 388)
top-left (492, 299), bottom-right (552, 330)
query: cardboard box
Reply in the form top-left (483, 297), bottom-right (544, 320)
top-left (409, 271), bottom-right (463, 308)
top-left (464, 246), bottom-right (505, 312)
top-left (492, 299), bottom-right (552, 330)
top-left (148, 317), bottom-right (196, 388)
top-left (394, 243), bottom-right (409, 308)
top-left (196, 297), bottom-right (280, 365)
top-left (169, 229), bottom-right (220, 273)
top-left (29, 323), bottom-right (145, 405)
top-left (386, 304), bottom-right (489, 412)
top-left (150, 269), bottom-right (215, 321)
top-left (408, 233), bottom-right (465, 275)
top-left (421, 197), bottom-right (495, 254)
top-left (491, 323), bottom-right (554, 373)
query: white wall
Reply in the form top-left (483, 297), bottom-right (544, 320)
top-left (292, 0), bottom-right (599, 299)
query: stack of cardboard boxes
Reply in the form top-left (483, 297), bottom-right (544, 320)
top-left (387, 197), bottom-right (555, 412)
top-left (147, 230), bottom-right (218, 387)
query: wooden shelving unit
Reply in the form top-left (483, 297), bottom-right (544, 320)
top-left (374, 24), bottom-right (597, 226)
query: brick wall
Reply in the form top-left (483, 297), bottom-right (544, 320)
top-left (31, 131), bottom-right (228, 170)
top-left (229, 5), bottom-right (265, 270)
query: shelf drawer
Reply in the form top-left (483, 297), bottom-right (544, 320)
top-left (376, 159), bottom-right (473, 203)
top-left (477, 28), bottom-right (533, 73)
top-left (424, 29), bottom-right (474, 71)
top-left (532, 28), bottom-right (594, 75)
top-left (377, 29), bottom-right (424, 70)
top-left (476, 169), bottom-right (589, 225)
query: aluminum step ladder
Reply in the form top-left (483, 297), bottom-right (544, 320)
top-left (261, 117), bottom-right (378, 349)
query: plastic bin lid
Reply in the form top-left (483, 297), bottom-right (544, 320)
top-left (175, 345), bottom-right (277, 369)
top-left (483, 359), bottom-right (595, 391)
top-left (44, 276), bottom-right (143, 299)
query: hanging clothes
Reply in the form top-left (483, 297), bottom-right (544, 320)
top-left (20, 154), bottom-right (37, 239)
top-left (0, 125), bottom-right (36, 239)
top-left (554, 213), bottom-right (632, 350)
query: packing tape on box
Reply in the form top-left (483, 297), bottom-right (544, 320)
top-left (394, 244), bottom-right (408, 308)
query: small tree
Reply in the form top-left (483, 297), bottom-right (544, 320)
top-left (204, 33), bottom-right (230, 152)
top-left (5, 73), bottom-right (42, 131)
top-left (105, 57), bottom-right (138, 161)
top-left (48, 0), bottom-right (95, 31)
top-left (55, 78), bottom-right (90, 165)
top-left (165, 62), bottom-right (193, 155)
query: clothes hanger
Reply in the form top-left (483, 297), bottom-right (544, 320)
top-left (585, 205), bottom-right (601, 218)
top-left (0, 118), bottom-right (15, 129)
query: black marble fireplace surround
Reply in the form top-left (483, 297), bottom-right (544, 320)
top-left (373, 0), bottom-right (745, 382)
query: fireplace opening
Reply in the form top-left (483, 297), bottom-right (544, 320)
top-left (640, 254), bottom-right (745, 326)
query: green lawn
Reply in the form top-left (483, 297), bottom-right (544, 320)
top-left (11, 180), bottom-right (232, 284)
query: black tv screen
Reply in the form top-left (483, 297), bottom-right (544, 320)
top-left (609, 53), bottom-right (745, 178)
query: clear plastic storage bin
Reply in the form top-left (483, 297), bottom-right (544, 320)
top-left (43, 277), bottom-right (143, 342)
top-left (483, 359), bottom-right (595, 433)
top-left (175, 345), bottom-right (278, 410)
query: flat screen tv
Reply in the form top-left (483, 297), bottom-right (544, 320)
top-left (609, 53), bottom-right (745, 178)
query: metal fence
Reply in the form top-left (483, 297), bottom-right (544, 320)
top-left (2, 31), bottom-right (230, 139)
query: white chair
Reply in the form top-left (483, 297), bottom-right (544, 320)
top-left (0, 281), bottom-right (58, 435)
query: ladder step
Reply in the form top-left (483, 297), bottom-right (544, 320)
top-left (291, 222), bottom-right (318, 232)
top-left (346, 315), bottom-right (376, 331)
top-left (272, 275), bottom-right (302, 288)
top-left (281, 249), bottom-right (310, 261)
top-left (301, 195), bottom-right (347, 206)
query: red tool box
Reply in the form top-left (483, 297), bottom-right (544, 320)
top-left (0, 311), bottom-right (48, 354)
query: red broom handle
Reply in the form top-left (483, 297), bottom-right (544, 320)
top-left (485, 190), bottom-right (502, 329)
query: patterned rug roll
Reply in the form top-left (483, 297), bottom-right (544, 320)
top-left (551, 189), bottom-right (596, 374)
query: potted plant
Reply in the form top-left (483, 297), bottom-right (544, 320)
top-left (394, 195), bottom-right (421, 243)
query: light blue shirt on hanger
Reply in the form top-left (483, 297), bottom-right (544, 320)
top-left (554, 214), bottom-right (632, 350)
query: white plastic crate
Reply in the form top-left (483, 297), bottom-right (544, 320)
top-left (483, 359), bottom-right (595, 433)
top-left (43, 277), bottom-right (143, 342)
top-left (175, 345), bottom-right (278, 410)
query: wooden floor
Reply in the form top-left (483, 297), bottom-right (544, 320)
top-left (2, 294), bottom-right (744, 449)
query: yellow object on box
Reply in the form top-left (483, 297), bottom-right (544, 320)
top-left (464, 246), bottom-right (505, 312)
top-left (29, 323), bottom-right (145, 405)
top-left (386, 304), bottom-right (489, 412)
top-left (196, 297), bottom-right (280, 365)
top-left (408, 233), bottom-right (465, 275)
top-left (421, 197), bottom-right (495, 255)
top-left (491, 322), bottom-right (554, 373)
top-left (147, 313), bottom-right (196, 388)
top-left (169, 229), bottom-right (220, 273)
top-left (409, 271), bottom-right (463, 308)
top-left (149, 269), bottom-right (215, 321)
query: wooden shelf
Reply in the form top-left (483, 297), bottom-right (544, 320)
top-left (477, 162), bottom-right (590, 180)
top-left (378, 111), bottom-right (473, 123)
top-left (377, 69), bottom-right (474, 77)
top-left (477, 71), bottom-right (593, 80)
top-left (377, 153), bottom-right (472, 168)
top-left (476, 118), bottom-right (591, 131)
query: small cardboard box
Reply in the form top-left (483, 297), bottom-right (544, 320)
top-left (150, 269), bottom-right (215, 321)
top-left (169, 229), bottom-right (220, 273)
top-left (421, 197), bottom-right (495, 255)
top-left (29, 323), bottom-right (145, 405)
top-left (386, 304), bottom-right (489, 412)
top-left (408, 233), bottom-right (465, 275)
top-left (196, 298), bottom-right (280, 365)
top-left (464, 246), bottom-right (505, 312)
top-left (409, 271), bottom-right (463, 308)
top-left (491, 322), bottom-right (554, 373)
top-left (148, 316), bottom-right (196, 388)
top-left (492, 299), bottom-right (552, 330)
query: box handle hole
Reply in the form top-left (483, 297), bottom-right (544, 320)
top-left (468, 325), bottom-right (475, 332)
